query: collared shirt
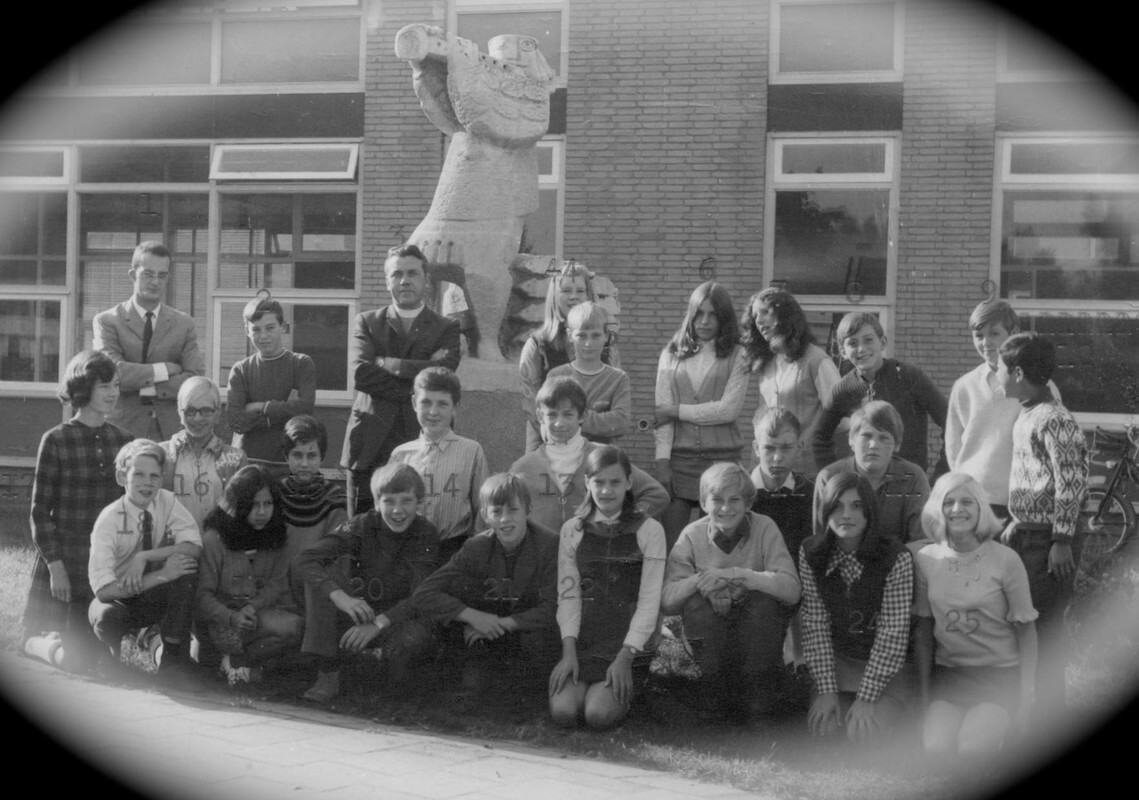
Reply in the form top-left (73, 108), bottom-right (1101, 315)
top-left (161, 432), bottom-right (248, 530)
top-left (88, 488), bottom-right (201, 594)
top-left (389, 430), bottom-right (489, 541)
top-left (799, 542), bottom-right (913, 703)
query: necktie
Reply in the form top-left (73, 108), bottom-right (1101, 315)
top-left (141, 311), bottom-right (154, 362)
top-left (140, 509), bottom-right (153, 551)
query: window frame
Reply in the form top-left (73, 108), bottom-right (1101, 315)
top-left (0, 147), bottom-right (71, 187)
top-left (992, 133), bottom-right (1139, 425)
top-left (764, 132), bottom-right (900, 308)
top-left (211, 143), bottom-right (360, 181)
top-left (770, 0), bottom-right (905, 85)
top-left (530, 135), bottom-right (565, 257)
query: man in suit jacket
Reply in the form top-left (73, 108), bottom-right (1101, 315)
top-left (93, 241), bottom-right (204, 441)
top-left (342, 244), bottom-right (462, 515)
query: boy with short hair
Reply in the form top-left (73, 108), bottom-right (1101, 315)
top-left (87, 439), bottom-right (203, 688)
top-left (946, 300), bottom-right (1060, 519)
top-left (296, 462), bottom-right (440, 703)
top-left (998, 332), bottom-right (1087, 722)
top-left (813, 400), bottom-right (930, 543)
top-left (226, 295), bottom-right (316, 470)
top-left (544, 302), bottom-right (631, 444)
top-left (389, 367), bottom-right (490, 562)
top-left (410, 473), bottom-right (559, 689)
top-left (812, 312), bottom-right (948, 474)
top-left (277, 414), bottom-right (348, 610)
top-left (750, 407), bottom-right (814, 571)
top-left (509, 377), bottom-right (668, 534)
top-left (662, 462), bottom-right (800, 721)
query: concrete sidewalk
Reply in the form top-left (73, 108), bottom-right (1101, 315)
top-left (0, 651), bottom-right (772, 800)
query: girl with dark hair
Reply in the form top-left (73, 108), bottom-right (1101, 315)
top-left (22, 350), bottom-right (133, 673)
top-left (653, 281), bottom-right (749, 549)
top-left (518, 261), bottom-right (620, 451)
top-left (549, 445), bottom-right (666, 729)
top-left (799, 471), bottom-right (916, 742)
top-left (740, 287), bottom-right (840, 478)
top-left (197, 464), bottom-right (302, 685)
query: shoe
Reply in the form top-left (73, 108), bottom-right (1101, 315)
top-left (136, 625), bottom-right (164, 667)
top-left (220, 655), bottom-right (262, 687)
top-left (23, 633), bottom-right (64, 667)
top-left (157, 659), bottom-right (208, 694)
top-left (303, 670), bottom-right (340, 703)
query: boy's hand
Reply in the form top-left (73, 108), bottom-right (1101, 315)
top-left (999, 521), bottom-right (1016, 546)
top-left (549, 653), bottom-right (579, 697)
top-left (604, 648), bottom-right (634, 707)
top-left (121, 552), bottom-right (149, 595)
top-left (462, 624), bottom-right (487, 647)
top-left (464, 610), bottom-right (507, 640)
top-left (340, 622), bottom-right (382, 653)
top-left (1048, 542), bottom-right (1075, 581)
top-left (47, 561), bottom-right (72, 603)
top-left (330, 589), bottom-right (376, 624)
top-left (845, 699), bottom-right (879, 742)
top-left (709, 593), bottom-right (733, 617)
top-left (695, 569), bottom-right (734, 597)
top-left (233, 605), bottom-right (258, 632)
top-left (808, 692), bottom-right (842, 737)
top-left (159, 553), bottom-right (198, 582)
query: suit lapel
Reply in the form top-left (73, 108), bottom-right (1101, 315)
top-left (121, 301), bottom-right (146, 341)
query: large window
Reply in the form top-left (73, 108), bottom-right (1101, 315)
top-left (36, 1), bottom-right (363, 91)
top-left (521, 138), bottom-right (563, 256)
top-left (996, 136), bottom-right (1139, 420)
top-left (771, 0), bottom-right (903, 84)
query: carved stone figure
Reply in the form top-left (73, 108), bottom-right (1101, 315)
top-left (395, 24), bottom-right (556, 363)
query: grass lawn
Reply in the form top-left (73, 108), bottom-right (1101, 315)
top-left (2, 540), bottom-right (1136, 800)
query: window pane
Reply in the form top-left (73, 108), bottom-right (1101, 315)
top-left (0, 300), bottom-right (61, 383)
top-left (1000, 192), bottom-right (1139, 301)
top-left (221, 19), bottom-right (360, 83)
top-left (773, 189), bottom-right (889, 295)
top-left (781, 143), bottom-right (887, 175)
top-left (520, 189), bottom-right (558, 255)
top-left (0, 193), bottom-right (67, 286)
top-left (80, 194), bottom-right (208, 254)
top-left (779, 2), bottom-right (895, 73)
top-left (212, 145), bottom-right (358, 179)
top-left (219, 194), bottom-right (355, 289)
top-left (1022, 313), bottom-right (1139, 415)
top-left (217, 300), bottom-right (349, 392)
top-left (80, 146), bottom-right (211, 183)
top-left (75, 23), bottom-right (212, 86)
top-left (0, 151), bottom-right (66, 180)
top-left (457, 10), bottom-right (562, 77)
top-left (1009, 142), bottom-right (1139, 177)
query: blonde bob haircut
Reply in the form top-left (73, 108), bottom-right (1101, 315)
top-left (177, 375), bottom-right (221, 411)
top-left (921, 471), bottom-right (1003, 545)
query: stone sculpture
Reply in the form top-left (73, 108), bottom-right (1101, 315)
top-left (395, 24), bottom-right (556, 363)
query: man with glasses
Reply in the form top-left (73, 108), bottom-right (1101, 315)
top-left (341, 244), bottom-right (461, 515)
top-left (94, 241), bottom-right (205, 440)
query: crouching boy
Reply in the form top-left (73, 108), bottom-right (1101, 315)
top-left (88, 440), bottom-right (203, 688)
top-left (410, 473), bottom-right (560, 690)
top-left (662, 462), bottom-right (801, 722)
top-left (296, 462), bottom-right (440, 703)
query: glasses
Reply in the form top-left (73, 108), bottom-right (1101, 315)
top-left (137, 270), bottom-right (170, 282)
top-left (182, 407), bottom-right (217, 419)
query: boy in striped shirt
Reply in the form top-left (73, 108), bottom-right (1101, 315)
top-left (390, 367), bottom-right (489, 561)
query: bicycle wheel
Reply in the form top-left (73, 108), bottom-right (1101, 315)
top-left (1078, 488), bottom-right (1134, 574)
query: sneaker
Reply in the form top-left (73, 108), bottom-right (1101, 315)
top-left (23, 633), bottom-right (64, 667)
top-left (303, 670), bottom-right (340, 703)
top-left (136, 625), bottom-right (164, 667)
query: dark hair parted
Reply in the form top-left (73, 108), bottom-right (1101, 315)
top-left (666, 281), bottom-right (739, 360)
top-left (414, 366), bottom-right (462, 405)
top-left (575, 444), bottom-right (642, 522)
top-left (999, 331), bottom-right (1056, 387)
top-left (535, 375), bottom-right (587, 416)
top-left (479, 472), bottom-right (532, 516)
top-left (282, 414), bottom-right (328, 459)
top-left (370, 461), bottom-right (426, 500)
top-left (805, 471), bottom-right (888, 574)
top-left (60, 349), bottom-right (117, 408)
top-left (204, 464), bottom-right (287, 552)
top-left (740, 287), bottom-right (816, 372)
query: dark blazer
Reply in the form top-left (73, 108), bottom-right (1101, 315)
top-left (93, 299), bottom-right (204, 440)
top-left (340, 305), bottom-right (461, 472)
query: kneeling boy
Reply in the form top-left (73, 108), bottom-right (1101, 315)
top-left (662, 462), bottom-right (801, 721)
top-left (297, 462), bottom-right (440, 703)
top-left (88, 440), bottom-right (203, 687)
top-left (410, 473), bottom-right (559, 689)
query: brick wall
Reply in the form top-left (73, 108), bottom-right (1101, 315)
top-left (565, 0), bottom-right (768, 467)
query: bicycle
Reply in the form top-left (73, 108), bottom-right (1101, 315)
top-left (1078, 424), bottom-right (1139, 577)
